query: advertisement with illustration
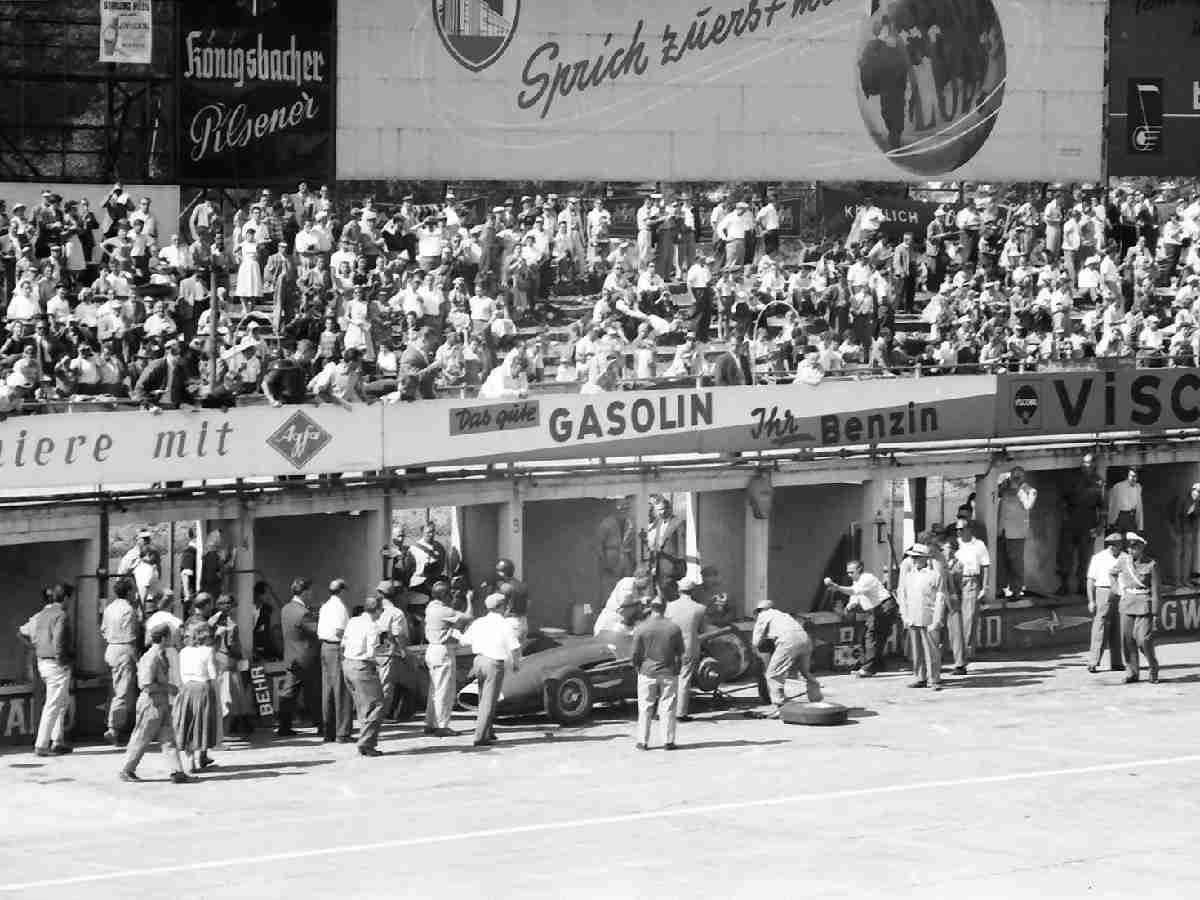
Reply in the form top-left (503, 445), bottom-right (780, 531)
top-left (178, 0), bottom-right (334, 184)
top-left (337, 0), bottom-right (1103, 181)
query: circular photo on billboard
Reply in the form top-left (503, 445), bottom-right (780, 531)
top-left (855, 0), bottom-right (1006, 175)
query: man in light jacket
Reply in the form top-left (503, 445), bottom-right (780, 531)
top-left (896, 543), bottom-right (946, 690)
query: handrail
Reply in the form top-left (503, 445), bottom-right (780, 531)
top-left (0, 352), bottom-right (1190, 417)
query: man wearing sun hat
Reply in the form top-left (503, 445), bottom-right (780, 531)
top-left (896, 543), bottom-right (945, 690)
top-left (1086, 532), bottom-right (1126, 674)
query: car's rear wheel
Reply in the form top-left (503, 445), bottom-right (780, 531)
top-left (545, 669), bottom-right (594, 725)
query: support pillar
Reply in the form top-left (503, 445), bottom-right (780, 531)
top-left (976, 468), bottom-right (1001, 604)
top-left (497, 482), bottom-right (525, 578)
top-left (860, 477), bottom-right (893, 585)
top-left (744, 492), bottom-right (770, 617)
top-left (228, 506), bottom-right (257, 660)
top-left (77, 535), bottom-right (105, 674)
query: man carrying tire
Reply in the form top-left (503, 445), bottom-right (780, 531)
top-left (751, 599), bottom-right (822, 718)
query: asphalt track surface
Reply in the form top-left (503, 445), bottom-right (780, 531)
top-left (3, 641), bottom-right (1200, 900)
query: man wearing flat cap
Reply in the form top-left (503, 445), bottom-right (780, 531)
top-left (751, 598), bottom-right (822, 717)
top-left (373, 580), bottom-right (411, 721)
top-left (462, 593), bottom-right (521, 746)
top-left (1086, 532), bottom-right (1125, 673)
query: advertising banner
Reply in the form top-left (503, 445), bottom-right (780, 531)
top-left (337, 0), bottom-right (1104, 182)
top-left (99, 0), bottom-right (153, 64)
top-left (996, 369), bottom-right (1200, 438)
top-left (0, 377), bottom-right (997, 492)
top-left (178, 0), bottom-right (335, 185)
top-left (1108, 0), bottom-right (1200, 176)
top-left (817, 186), bottom-right (939, 242)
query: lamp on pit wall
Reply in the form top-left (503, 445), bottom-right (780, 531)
top-left (873, 511), bottom-right (887, 545)
top-left (747, 471), bottom-right (773, 520)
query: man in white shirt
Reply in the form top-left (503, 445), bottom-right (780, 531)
top-left (718, 202), bottom-right (753, 269)
top-left (100, 578), bottom-right (141, 745)
top-left (1086, 533), bottom-right (1126, 673)
top-left (317, 579), bottom-right (353, 743)
top-left (756, 193), bottom-right (781, 259)
top-left (341, 595), bottom-right (385, 757)
top-left (129, 197), bottom-right (158, 241)
top-left (686, 256), bottom-right (714, 341)
top-left (825, 560), bottom-right (896, 677)
top-left (462, 593), bottom-right (521, 747)
top-left (951, 525), bottom-right (990, 672)
top-left (1108, 467), bottom-right (1143, 533)
top-left (1062, 209), bottom-right (1082, 287)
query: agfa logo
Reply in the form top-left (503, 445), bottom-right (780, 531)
top-left (1012, 383), bottom-right (1041, 429)
top-left (266, 410), bottom-right (332, 469)
top-left (433, 0), bottom-right (520, 73)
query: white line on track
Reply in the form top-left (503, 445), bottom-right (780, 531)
top-left (4, 752), bottom-right (1200, 892)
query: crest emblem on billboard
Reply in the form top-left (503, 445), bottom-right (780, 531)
top-left (1127, 78), bottom-right (1164, 154)
top-left (267, 410), bottom-right (332, 469)
top-left (433, 0), bottom-right (519, 73)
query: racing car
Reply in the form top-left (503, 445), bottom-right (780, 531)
top-left (455, 625), bottom-right (761, 725)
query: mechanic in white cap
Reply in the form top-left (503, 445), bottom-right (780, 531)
top-left (462, 593), bottom-right (521, 747)
top-left (1114, 532), bottom-right (1160, 684)
top-left (751, 598), bottom-right (822, 717)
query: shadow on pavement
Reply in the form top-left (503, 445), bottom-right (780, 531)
top-left (669, 739), bottom-right (790, 751)
top-left (845, 708), bottom-right (879, 719)
top-left (197, 759), bottom-right (335, 775)
top-left (396, 732), bottom-right (626, 755)
top-left (944, 674), bottom-right (1047, 689)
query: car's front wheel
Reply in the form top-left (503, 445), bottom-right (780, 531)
top-left (545, 669), bottom-right (594, 725)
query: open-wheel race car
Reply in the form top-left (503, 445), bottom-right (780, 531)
top-left (456, 625), bottom-right (762, 725)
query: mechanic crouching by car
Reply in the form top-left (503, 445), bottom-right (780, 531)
top-left (462, 593), bottom-right (522, 747)
top-left (752, 599), bottom-right (822, 718)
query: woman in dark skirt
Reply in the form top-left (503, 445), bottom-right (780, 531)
top-left (174, 621), bottom-right (219, 773)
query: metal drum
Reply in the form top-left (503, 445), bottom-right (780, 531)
top-left (702, 632), bottom-right (752, 681)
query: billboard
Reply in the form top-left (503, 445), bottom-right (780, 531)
top-left (996, 369), bottom-right (1200, 438)
top-left (1108, 0), bottom-right (1199, 176)
top-left (337, 0), bottom-right (1104, 182)
top-left (0, 377), bottom-right (995, 493)
top-left (817, 186), bottom-right (939, 242)
top-left (178, 0), bottom-right (335, 185)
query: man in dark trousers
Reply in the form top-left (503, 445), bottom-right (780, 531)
top-left (276, 577), bottom-right (321, 737)
top-left (631, 595), bottom-right (685, 751)
top-left (1058, 453), bottom-right (1105, 596)
top-left (462, 593), bottom-right (521, 747)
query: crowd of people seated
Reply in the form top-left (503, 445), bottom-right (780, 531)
top-left (2, 181), bottom-right (1199, 417)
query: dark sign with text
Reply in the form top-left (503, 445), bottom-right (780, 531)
top-left (997, 369), bottom-right (1200, 438)
top-left (1108, 0), bottom-right (1200, 176)
top-left (178, 0), bottom-right (334, 185)
top-left (817, 187), bottom-right (939, 244)
top-left (449, 400), bottom-right (540, 436)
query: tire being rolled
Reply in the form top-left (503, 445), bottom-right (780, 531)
top-left (779, 700), bottom-right (849, 726)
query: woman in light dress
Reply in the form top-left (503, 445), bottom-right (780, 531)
top-left (173, 621), bottom-right (219, 773)
top-left (235, 227), bottom-right (263, 305)
top-left (341, 285), bottom-right (374, 360)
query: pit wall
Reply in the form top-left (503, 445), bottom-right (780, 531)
top-left (5, 445), bottom-right (1200, 746)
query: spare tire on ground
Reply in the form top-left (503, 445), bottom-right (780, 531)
top-left (780, 700), bottom-right (849, 726)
